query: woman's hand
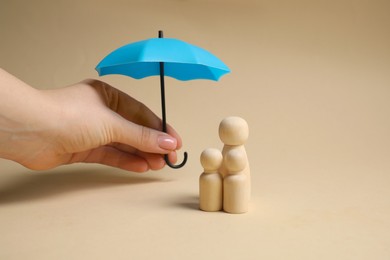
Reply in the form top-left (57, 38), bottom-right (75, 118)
top-left (0, 69), bottom-right (182, 172)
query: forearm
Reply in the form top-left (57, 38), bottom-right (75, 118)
top-left (0, 68), bottom-right (58, 162)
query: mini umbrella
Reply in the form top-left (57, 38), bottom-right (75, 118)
top-left (96, 31), bottom-right (230, 169)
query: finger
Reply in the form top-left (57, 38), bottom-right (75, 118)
top-left (138, 150), bottom-right (177, 170)
top-left (167, 151), bottom-right (178, 165)
top-left (111, 143), bottom-right (178, 170)
top-left (166, 124), bottom-right (182, 150)
top-left (93, 80), bottom-right (162, 128)
top-left (136, 152), bottom-right (166, 171)
top-left (118, 93), bottom-right (183, 148)
top-left (111, 143), bottom-right (166, 171)
top-left (111, 115), bottom-right (178, 154)
top-left (70, 146), bottom-right (150, 173)
top-left (111, 126), bottom-right (182, 153)
top-left (96, 81), bottom-right (183, 148)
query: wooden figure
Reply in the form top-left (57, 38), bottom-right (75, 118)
top-left (218, 116), bottom-right (251, 198)
top-left (199, 148), bottom-right (223, 212)
top-left (223, 149), bottom-right (249, 214)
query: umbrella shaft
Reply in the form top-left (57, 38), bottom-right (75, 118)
top-left (158, 30), bottom-right (188, 169)
top-left (159, 62), bottom-right (167, 133)
top-left (158, 30), bottom-right (167, 133)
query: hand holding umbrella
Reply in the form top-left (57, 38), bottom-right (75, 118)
top-left (96, 31), bottom-right (230, 169)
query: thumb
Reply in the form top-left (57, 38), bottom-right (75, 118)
top-left (111, 116), bottom-right (178, 154)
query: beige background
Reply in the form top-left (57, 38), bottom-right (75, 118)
top-left (1, 0), bottom-right (390, 259)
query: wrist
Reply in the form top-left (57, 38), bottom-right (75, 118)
top-left (0, 69), bottom-right (62, 165)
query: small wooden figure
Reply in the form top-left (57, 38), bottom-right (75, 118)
top-left (218, 116), bottom-right (251, 198)
top-left (223, 149), bottom-right (249, 214)
top-left (199, 148), bottom-right (223, 212)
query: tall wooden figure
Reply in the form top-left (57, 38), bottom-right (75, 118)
top-left (218, 117), bottom-right (250, 199)
top-left (223, 149), bottom-right (249, 213)
top-left (199, 148), bottom-right (223, 212)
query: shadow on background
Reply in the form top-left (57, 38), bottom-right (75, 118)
top-left (0, 167), bottom-right (163, 205)
top-left (171, 194), bottom-right (199, 211)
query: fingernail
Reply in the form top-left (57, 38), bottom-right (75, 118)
top-left (158, 135), bottom-right (177, 150)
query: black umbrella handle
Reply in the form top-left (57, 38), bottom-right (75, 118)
top-left (159, 30), bottom-right (188, 169)
top-left (164, 152), bottom-right (188, 169)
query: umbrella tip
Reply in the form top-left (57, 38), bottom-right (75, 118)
top-left (158, 30), bottom-right (163, 38)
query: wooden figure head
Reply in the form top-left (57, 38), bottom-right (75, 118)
top-left (219, 117), bottom-right (249, 146)
top-left (200, 148), bottom-right (223, 172)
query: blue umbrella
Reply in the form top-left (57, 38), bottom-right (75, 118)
top-left (96, 31), bottom-right (230, 169)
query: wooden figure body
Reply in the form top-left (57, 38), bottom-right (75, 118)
top-left (218, 117), bottom-right (251, 199)
top-left (223, 149), bottom-right (249, 214)
top-left (199, 148), bottom-right (223, 212)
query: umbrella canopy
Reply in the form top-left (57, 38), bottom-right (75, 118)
top-left (96, 31), bottom-right (230, 169)
top-left (96, 37), bottom-right (230, 81)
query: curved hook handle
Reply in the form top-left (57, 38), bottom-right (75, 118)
top-left (164, 152), bottom-right (188, 169)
